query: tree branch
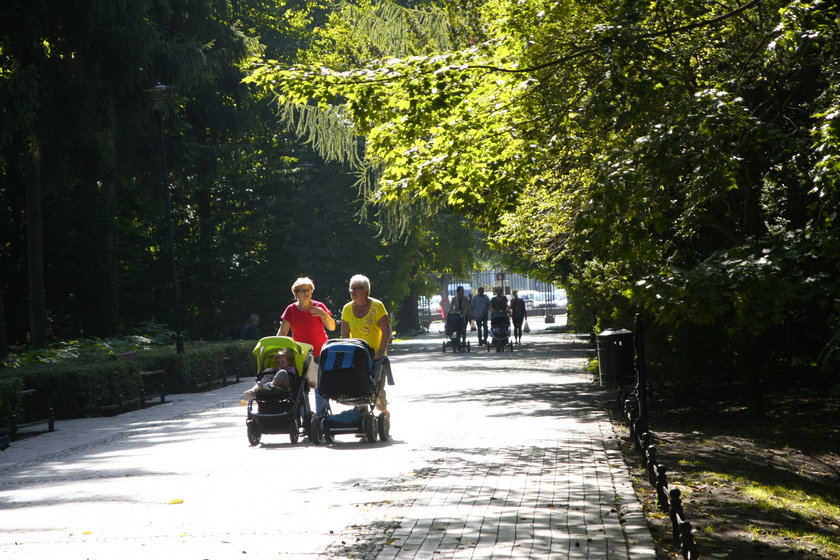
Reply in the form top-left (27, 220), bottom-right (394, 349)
top-left (471, 0), bottom-right (769, 74)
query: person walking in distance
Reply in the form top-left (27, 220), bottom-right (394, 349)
top-left (510, 290), bottom-right (527, 344)
top-left (471, 286), bottom-right (491, 346)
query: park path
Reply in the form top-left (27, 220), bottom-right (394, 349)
top-left (0, 319), bottom-right (655, 559)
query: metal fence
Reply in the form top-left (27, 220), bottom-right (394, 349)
top-left (621, 315), bottom-right (699, 560)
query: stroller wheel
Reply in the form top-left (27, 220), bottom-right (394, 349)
top-left (466, 341), bottom-right (471, 353)
top-left (364, 413), bottom-right (379, 443)
top-left (309, 415), bottom-right (322, 444)
top-left (304, 411), bottom-right (315, 437)
top-left (289, 415), bottom-right (300, 444)
top-left (322, 418), bottom-right (334, 444)
top-left (377, 413), bottom-right (390, 441)
top-left (442, 341), bottom-right (446, 353)
top-left (247, 419), bottom-right (261, 446)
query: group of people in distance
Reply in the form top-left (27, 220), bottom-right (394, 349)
top-left (243, 274), bottom-right (391, 418)
top-left (448, 285), bottom-right (528, 346)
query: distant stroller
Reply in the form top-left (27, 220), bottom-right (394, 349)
top-left (245, 336), bottom-right (316, 445)
top-left (442, 311), bottom-right (470, 352)
top-left (489, 310), bottom-right (514, 352)
top-left (310, 338), bottom-right (391, 443)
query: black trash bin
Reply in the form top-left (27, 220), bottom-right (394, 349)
top-left (596, 328), bottom-right (635, 386)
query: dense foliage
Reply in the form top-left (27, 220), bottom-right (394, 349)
top-left (0, 0), bottom-right (457, 355)
top-left (248, 0), bottom-right (840, 412)
top-left (3, 0), bottom-right (838, 413)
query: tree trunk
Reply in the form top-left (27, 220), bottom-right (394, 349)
top-left (395, 286), bottom-right (420, 335)
top-left (0, 282), bottom-right (8, 359)
top-left (25, 138), bottom-right (47, 349)
top-left (739, 365), bottom-right (766, 418)
top-left (79, 166), bottom-right (99, 333)
top-left (97, 105), bottom-right (120, 337)
top-left (79, 149), bottom-right (119, 338)
top-left (196, 178), bottom-right (214, 339)
top-left (738, 340), bottom-right (766, 418)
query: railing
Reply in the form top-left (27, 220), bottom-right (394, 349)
top-left (624, 398), bottom-right (699, 559)
top-left (621, 314), bottom-right (699, 560)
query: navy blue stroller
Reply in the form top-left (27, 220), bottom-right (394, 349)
top-left (310, 338), bottom-right (390, 443)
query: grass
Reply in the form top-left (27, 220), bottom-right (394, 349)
top-left (615, 384), bottom-right (840, 560)
top-left (741, 481), bottom-right (840, 521)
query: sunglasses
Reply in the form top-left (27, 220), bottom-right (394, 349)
top-left (350, 286), bottom-right (365, 291)
top-left (295, 288), bottom-right (312, 293)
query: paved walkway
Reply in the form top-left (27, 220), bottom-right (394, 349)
top-left (0, 320), bottom-right (655, 559)
top-left (348, 323), bottom-right (655, 560)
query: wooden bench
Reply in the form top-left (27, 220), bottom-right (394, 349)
top-left (186, 342), bottom-right (239, 391)
top-left (2, 388), bottom-right (56, 446)
top-left (113, 351), bottom-right (167, 410)
top-left (191, 355), bottom-right (235, 392)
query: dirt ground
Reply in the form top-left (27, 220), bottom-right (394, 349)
top-left (612, 384), bottom-right (840, 560)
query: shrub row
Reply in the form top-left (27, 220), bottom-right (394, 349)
top-left (0, 341), bottom-right (254, 422)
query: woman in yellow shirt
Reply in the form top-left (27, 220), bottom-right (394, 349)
top-left (341, 274), bottom-right (391, 416)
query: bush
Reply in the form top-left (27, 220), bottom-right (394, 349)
top-left (0, 377), bottom-right (25, 421)
top-left (0, 361), bottom-right (139, 419)
top-left (0, 340), bottom-right (254, 420)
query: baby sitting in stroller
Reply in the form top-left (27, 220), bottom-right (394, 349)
top-left (243, 348), bottom-right (296, 400)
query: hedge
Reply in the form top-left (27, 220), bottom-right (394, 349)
top-left (0, 341), bottom-right (254, 422)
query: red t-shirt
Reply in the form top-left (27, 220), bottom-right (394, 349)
top-left (281, 301), bottom-right (331, 356)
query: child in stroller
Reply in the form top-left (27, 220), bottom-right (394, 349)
top-left (245, 336), bottom-right (317, 446)
top-left (242, 347), bottom-right (295, 400)
top-left (489, 310), bottom-right (514, 352)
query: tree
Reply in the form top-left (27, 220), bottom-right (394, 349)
top-left (246, 0), bottom-right (494, 320)
top-left (0, 0), bottom-right (440, 349)
top-left (248, 0), bottom-right (840, 413)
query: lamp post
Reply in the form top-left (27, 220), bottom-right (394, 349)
top-left (145, 84), bottom-right (184, 353)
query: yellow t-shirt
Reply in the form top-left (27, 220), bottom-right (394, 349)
top-left (341, 298), bottom-right (388, 353)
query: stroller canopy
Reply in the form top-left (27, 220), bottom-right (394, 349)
top-left (252, 336), bottom-right (313, 377)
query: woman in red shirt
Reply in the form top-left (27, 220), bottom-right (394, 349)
top-left (277, 277), bottom-right (336, 415)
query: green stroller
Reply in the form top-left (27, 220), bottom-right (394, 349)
top-left (246, 336), bottom-right (316, 445)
